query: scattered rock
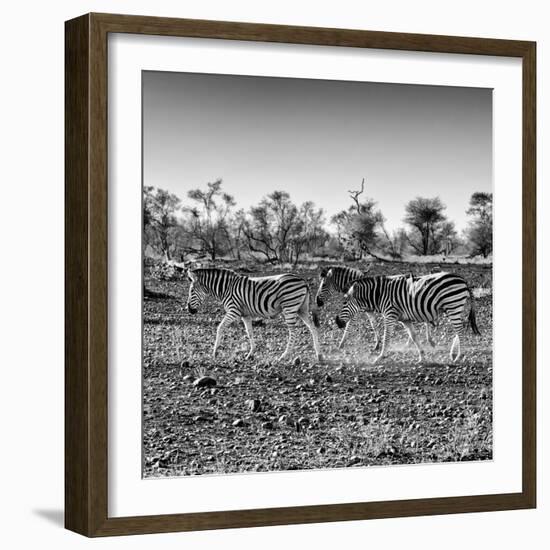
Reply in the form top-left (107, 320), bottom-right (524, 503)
top-left (293, 357), bottom-right (301, 366)
top-left (325, 374), bottom-right (333, 383)
top-left (347, 456), bottom-right (361, 466)
top-left (297, 416), bottom-right (310, 426)
top-left (245, 398), bottom-right (261, 412)
top-left (193, 376), bottom-right (217, 389)
top-left (262, 421), bottom-right (274, 430)
top-left (232, 418), bottom-right (246, 428)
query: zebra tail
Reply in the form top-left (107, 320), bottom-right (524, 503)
top-left (305, 285), bottom-right (321, 328)
top-left (467, 288), bottom-right (481, 336)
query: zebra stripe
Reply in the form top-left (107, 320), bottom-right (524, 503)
top-left (335, 272), bottom-right (480, 363)
top-left (315, 265), bottom-right (433, 350)
top-left (186, 267), bottom-right (320, 362)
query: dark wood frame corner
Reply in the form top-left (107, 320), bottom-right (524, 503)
top-left (65, 12), bottom-right (536, 537)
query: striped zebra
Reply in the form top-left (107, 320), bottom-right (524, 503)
top-left (315, 266), bottom-right (434, 350)
top-left (335, 272), bottom-right (480, 363)
top-left (186, 267), bottom-right (321, 362)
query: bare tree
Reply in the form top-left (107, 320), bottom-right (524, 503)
top-left (241, 191), bottom-right (298, 263)
top-left (144, 187), bottom-right (181, 260)
top-left (182, 179), bottom-right (235, 261)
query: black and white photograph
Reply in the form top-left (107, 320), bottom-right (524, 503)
top-left (142, 71), bottom-right (494, 478)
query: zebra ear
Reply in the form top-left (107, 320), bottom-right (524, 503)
top-left (187, 269), bottom-right (196, 281)
top-left (320, 267), bottom-right (328, 278)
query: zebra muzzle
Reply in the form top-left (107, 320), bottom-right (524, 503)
top-left (187, 304), bottom-right (197, 314)
top-left (316, 297), bottom-right (324, 307)
top-left (335, 316), bottom-right (346, 329)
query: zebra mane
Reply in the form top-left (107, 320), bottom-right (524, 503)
top-left (190, 267), bottom-right (242, 279)
top-left (189, 267), bottom-right (244, 287)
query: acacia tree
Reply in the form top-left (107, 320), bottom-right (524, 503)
top-left (404, 196), bottom-right (450, 255)
top-left (465, 192), bottom-right (493, 257)
top-left (143, 186), bottom-right (181, 260)
top-left (182, 179), bottom-right (236, 261)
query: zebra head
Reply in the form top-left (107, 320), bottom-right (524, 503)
top-left (186, 270), bottom-right (207, 314)
top-left (316, 267), bottom-right (335, 308)
top-left (335, 277), bottom-right (376, 328)
top-left (335, 287), bottom-right (357, 328)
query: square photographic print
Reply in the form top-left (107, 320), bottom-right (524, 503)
top-left (142, 71), bottom-right (493, 478)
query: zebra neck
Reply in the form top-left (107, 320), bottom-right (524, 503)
top-left (204, 274), bottom-right (240, 302)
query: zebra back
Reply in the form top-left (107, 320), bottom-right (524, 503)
top-left (350, 272), bottom-right (470, 319)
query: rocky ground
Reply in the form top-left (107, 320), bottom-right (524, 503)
top-left (142, 262), bottom-right (493, 477)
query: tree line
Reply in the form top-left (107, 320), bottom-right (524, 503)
top-left (143, 178), bottom-right (493, 264)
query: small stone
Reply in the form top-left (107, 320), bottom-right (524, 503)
top-left (262, 421), bottom-right (274, 430)
top-left (182, 374), bottom-right (194, 383)
top-left (193, 376), bottom-right (217, 389)
top-left (298, 416), bottom-right (309, 426)
top-left (245, 398), bottom-right (261, 412)
top-left (232, 418), bottom-right (245, 428)
top-left (347, 456), bottom-right (361, 466)
top-left (317, 447), bottom-right (326, 454)
top-left (180, 360), bottom-right (190, 369)
top-left (325, 374), bottom-right (333, 383)
top-left (293, 357), bottom-right (301, 366)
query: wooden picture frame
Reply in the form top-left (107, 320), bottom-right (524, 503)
top-left (65, 12), bottom-right (536, 537)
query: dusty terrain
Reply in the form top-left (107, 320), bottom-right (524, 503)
top-left (143, 261), bottom-right (493, 477)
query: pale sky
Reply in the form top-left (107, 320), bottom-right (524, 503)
top-left (143, 71), bottom-right (492, 233)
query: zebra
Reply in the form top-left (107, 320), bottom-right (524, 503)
top-left (185, 267), bottom-right (321, 362)
top-left (334, 272), bottom-right (480, 363)
top-left (315, 265), bottom-right (435, 350)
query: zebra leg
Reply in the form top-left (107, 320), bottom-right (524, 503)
top-left (425, 323), bottom-right (436, 347)
top-left (241, 317), bottom-right (255, 359)
top-left (446, 306), bottom-right (465, 362)
top-left (279, 312), bottom-right (298, 362)
top-left (368, 313), bottom-right (381, 351)
top-left (449, 334), bottom-right (461, 362)
top-left (402, 322), bottom-right (424, 363)
top-left (279, 327), bottom-right (296, 362)
top-left (212, 314), bottom-right (235, 359)
top-left (373, 313), bottom-right (398, 364)
top-left (400, 322), bottom-right (413, 348)
top-left (338, 320), bottom-right (352, 349)
top-left (298, 310), bottom-right (321, 361)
